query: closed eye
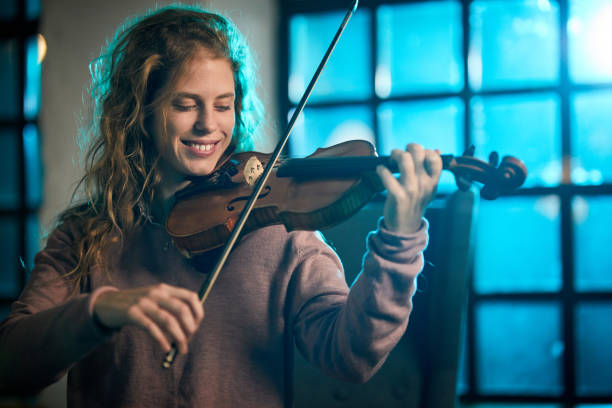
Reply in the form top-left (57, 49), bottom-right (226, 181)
top-left (172, 103), bottom-right (197, 112)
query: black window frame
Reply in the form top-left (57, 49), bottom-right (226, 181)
top-left (0, 0), bottom-right (41, 312)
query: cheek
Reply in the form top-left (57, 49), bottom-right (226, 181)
top-left (164, 114), bottom-right (194, 143)
top-left (225, 113), bottom-right (236, 135)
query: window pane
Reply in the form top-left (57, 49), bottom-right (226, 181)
top-left (0, 0), bottom-right (17, 20)
top-left (471, 93), bottom-right (561, 187)
top-left (573, 196), bottom-right (612, 291)
top-left (288, 105), bottom-right (374, 158)
top-left (23, 124), bottom-right (42, 208)
top-left (0, 217), bottom-right (20, 298)
top-left (289, 10), bottom-right (371, 104)
top-left (376, 1), bottom-right (463, 97)
top-left (570, 90), bottom-right (612, 185)
top-left (476, 301), bottom-right (563, 395)
top-left (469, 0), bottom-right (559, 91)
top-left (0, 40), bottom-right (20, 120)
top-left (475, 196), bottom-right (561, 293)
top-left (24, 35), bottom-right (42, 120)
top-left (576, 302), bottom-right (612, 395)
top-left (0, 128), bottom-right (20, 208)
top-left (568, 0), bottom-right (612, 83)
top-left (26, 0), bottom-right (41, 20)
top-left (378, 98), bottom-right (464, 193)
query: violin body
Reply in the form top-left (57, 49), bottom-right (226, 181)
top-left (167, 140), bottom-right (383, 256)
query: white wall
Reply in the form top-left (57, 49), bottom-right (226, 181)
top-left (38, 1), bottom-right (278, 405)
top-left (40, 0), bottom-right (279, 230)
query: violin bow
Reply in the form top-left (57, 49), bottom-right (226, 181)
top-left (163, 0), bottom-right (360, 368)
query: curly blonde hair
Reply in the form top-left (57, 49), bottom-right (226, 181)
top-left (59, 5), bottom-right (264, 288)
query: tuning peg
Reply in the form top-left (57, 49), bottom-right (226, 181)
top-left (480, 184), bottom-right (501, 200)
top-left (488, 151), bottom-right (499, 167)
top-left (463, 145), bottom-right (475, 157)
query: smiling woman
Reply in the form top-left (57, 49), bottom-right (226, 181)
top-left (0, 3), bottom-right (443, 407)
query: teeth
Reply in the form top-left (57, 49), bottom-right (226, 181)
top-left (188, 142), bottom-right (215, 151)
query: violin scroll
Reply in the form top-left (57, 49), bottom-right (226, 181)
top-left (444, 148), bottom-right (527, 200)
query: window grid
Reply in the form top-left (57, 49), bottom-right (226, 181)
top-left (280, 0), bottom-right (612, 406)
top-left (0, 0), bottom-right (40, 309)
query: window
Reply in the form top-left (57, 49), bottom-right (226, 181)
top-left (281, 0), bottom-right (612, 406)
top-left (0, 0), bottom-right (43, 318)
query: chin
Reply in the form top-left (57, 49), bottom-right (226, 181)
top-left (188, 164), bottom-right (218, 177)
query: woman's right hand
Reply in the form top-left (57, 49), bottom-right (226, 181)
top-left (92, 284), bottom-right (204, 355)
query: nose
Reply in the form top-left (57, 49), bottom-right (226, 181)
top-left (194, 107), bottom-right (216, 134)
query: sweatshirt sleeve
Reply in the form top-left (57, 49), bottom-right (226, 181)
top-left (289, 217), bottom-right (428, 383)
top-left (0, 222), bottom-right (117, 395)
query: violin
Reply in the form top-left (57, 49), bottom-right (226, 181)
top-left (166, 140), bottom-right (527, 257)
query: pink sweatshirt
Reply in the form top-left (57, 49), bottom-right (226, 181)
top-left (0, 217), bottom-right (428, 407)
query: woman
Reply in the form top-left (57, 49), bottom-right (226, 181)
top-left (0, 5), bottom-right (441, 407)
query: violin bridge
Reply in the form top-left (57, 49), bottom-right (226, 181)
top-left (244, 156), bottom-right (264, 186)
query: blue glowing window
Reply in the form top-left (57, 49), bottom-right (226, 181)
top-left (0, 217), bottom-right (19, 298)
top-left (476, 301), bottom-right (563, 395)
top-left (469, 0), bottom-right (560, 91)
top-left (0, 128), bottom-right (19, 209)
top-left (570, 90), bottom-right (612, 185)
top-left (289, 10), bottom-right (371, 104)
top-left (471, 93), bottom-right (561, 188)
top-left (23, 124), bottom-right (42, 208)
top-left (576, 302), bottom-right (612, 395)
top-left (377, 98), bottom-right (464, 193)
top-left (24, 36), bottom-right (42, 120)
top-left (457, 333), bottom-right (469, 395)
top-left (0, 40), bottom-right (19, 120)
top-left (376, 1), bottom-right (463, 97)
top-left (0, 0), bottom-right (39, 20)
top-left (475, 196), bottom-right (562, 293)
top-left (288, 105), bottom-right (374, 158)
top-left (576, 406), bottom-right (612, 408)
top-left (568, 0), bottom-right (612, 83)
top-left (573, 196), bottom-right (612, 291)
top-left (26, 0), bottom-right (40, 20)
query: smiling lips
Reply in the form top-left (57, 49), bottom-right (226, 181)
top-left (183, 140), bottom-right (219, 155)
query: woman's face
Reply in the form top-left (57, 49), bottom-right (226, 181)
top-left (152, 49), bottom-right (235, 181)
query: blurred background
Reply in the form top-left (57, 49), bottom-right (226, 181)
top-left (1, 0), bottom-right (611, 407)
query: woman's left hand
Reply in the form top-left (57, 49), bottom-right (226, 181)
top-left (376, 143), bottom-right (442, 235)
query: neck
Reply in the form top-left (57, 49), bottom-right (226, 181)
top-left (155, 167), bottom-right (191, 222)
